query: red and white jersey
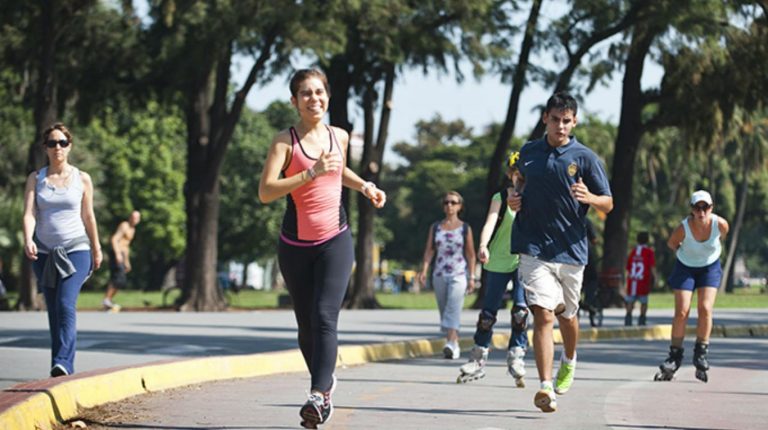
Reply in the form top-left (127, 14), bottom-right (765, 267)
top-left (626, 244), bottom-right (655, 296)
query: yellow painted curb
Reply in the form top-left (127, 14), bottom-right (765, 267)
top-left (2, 322), bottom-right (766, 430)
top-left (0, 350), bottom-right (308, 430)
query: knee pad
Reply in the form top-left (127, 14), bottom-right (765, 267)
top-left (511, 305), bottom-right (528, 331)
top-left (476, 310), bottom-right (497, 333)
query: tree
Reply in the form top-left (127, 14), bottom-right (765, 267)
top-left (526, 0), bottom-right (648, 141)
top-left (145, 1), bottom-right (316, 310)
top-left (83, 101), bottom-right (187, 291)
top-left (314, 0), bottom-right (509, 308)
top-left (219, 102), bottom-right (294, 267)
top-left (484, 0), bottom-right (542, 202)
top-left (603, 1), bottom-right (768, 280)
top-left (0, 0), bottom-right (141, 309)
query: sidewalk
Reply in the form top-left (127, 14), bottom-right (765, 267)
top-left (75, 337), bottom-right (768, 430)
top-left (1, 308), bottom-right (767, 429)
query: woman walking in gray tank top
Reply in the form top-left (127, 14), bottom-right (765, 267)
top-left (22, 123), bottom-right (102, 377)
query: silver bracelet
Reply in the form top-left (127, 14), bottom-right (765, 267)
top-left (361, 181), bottom-right (375, 196)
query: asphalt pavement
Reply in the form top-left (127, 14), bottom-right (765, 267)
top-left (77, 336), bottom-right (768, 430)
top-left (1, 308), bottom-right (767, 429)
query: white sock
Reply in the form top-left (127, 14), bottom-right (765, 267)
top-left (541, 380), bottom-right (553, 390)
top-left (561, 351), bottom-right (577, 365)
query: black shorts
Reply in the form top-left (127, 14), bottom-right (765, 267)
top-left (109, 259), bottom-right (128, 288)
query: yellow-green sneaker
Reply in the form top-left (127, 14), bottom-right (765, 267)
top-left (555, 360), bottom-right (575, 394)
top-left (533, 385), bottom-right (557, 413)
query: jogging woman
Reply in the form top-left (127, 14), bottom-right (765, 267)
top-left (258, 68), bottom-right (386, 429)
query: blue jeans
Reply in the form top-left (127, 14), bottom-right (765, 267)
top-left (473, 269), bottom-right (528, 349)
top-left (32, 251), bottom-right (91, 375)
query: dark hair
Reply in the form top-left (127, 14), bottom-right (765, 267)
top-left (545, 92), bottom-right (578, 116)
top-left (42, 122), bottom-right (72, 145)
top-left (289, 68), bottom-right (330, 98)
top-left (637, 232), bottom-right (649, 244)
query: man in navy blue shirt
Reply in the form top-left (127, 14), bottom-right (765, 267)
top-left (509, 92), bottom-right (613, 413)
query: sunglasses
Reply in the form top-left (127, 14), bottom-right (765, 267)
top-left (692, 204), bottom-right (711, 211)
top-left (45, 139), bottom-right (70, 148)
top-left (443, 200), bottom-right (460, 206)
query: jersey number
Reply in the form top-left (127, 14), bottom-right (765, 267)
top-left (629, 261), bottom-right (645, 280)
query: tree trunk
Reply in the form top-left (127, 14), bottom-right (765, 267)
top-left (177, 53), bottom-right (226, 311)
top-left (484, 0), bottom-right (541, 202)
top-left (601, 26), bottom-right (656, 276)
top-left (720, 159), bottom-right (748, 292)
top-left (180, 174), bottom-right (226, 311)
top-left (18, 0), bottom-right (59, 311)
top-left (476, 0), bottom-right (541, 309)
top-left (325, 54), bottom-right (355, 215)
top-left (347, 64), bottom-right (394, 309)
top-left (177, 35), bottom-right (275, 311)
top-left (326, 55), bottom-right (354, 134)
top-left (351, 196), bottom-right (378, 308)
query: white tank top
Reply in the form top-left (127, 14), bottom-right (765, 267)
top-left (676, 214), bottom-right (721, 267)
top-left (35, 166), bottom-right (90, 253)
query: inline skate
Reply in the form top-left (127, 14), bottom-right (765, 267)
top-left (693, 342), bottom-right (709, 383)
top-left (654, 345), bottom-right (683, 381)
top-left (457, 345), bottom-right (487, 383)
top-left (506, 346), bottom-right (526, 388)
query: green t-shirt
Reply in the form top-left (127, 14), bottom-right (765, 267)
top-left (483, 191), bottom-right (520, 273)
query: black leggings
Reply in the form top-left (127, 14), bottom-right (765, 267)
top-left (278, 229), bottom-right (354, 392)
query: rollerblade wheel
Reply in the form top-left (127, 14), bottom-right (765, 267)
top-left (695, 369), bottom-right (708, 383)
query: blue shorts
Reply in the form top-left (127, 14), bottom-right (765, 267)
top-left (668, 259), bottom-right (722, 291)
top-left (625, 295), bottom-right (649, 305)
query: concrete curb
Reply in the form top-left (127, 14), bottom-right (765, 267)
top-left (2, 322), bottom-right (767, 429)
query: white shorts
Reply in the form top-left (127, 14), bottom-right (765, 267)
top-left (519, 254), bottom-right (584, 319)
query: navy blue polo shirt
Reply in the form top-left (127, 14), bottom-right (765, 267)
top-left (510, 136), bottom-right (612, 266)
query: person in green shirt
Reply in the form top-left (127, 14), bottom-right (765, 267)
top-left (457, 151), bottom-right (529, 387)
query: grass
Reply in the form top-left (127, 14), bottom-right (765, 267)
top-left (3, 286), bottom-right (767, 311)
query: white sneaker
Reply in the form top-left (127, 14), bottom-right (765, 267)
top-left (443, 342), bottom-right (460, 359)
top-left (534, 385), bottom-right (557, 413)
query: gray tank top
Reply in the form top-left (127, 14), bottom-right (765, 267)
top-left (35, 166), bottom-right (90, 253)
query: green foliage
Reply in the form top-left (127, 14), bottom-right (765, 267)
top-left (81, 101), bottom-right (187, 287)
top-left (0, 1), bottom-right (145, 121)
top-left (0, 71), bottom-right (34, 290)
top-left (219, 104), bottom-right (288, 263)
top-left (383, 116), bottom-right (497, 264)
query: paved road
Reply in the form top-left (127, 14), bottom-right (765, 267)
top-left (76, 336), bottom-right (768, 430)
top-left (1, 308), bottom-right (767, 390)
